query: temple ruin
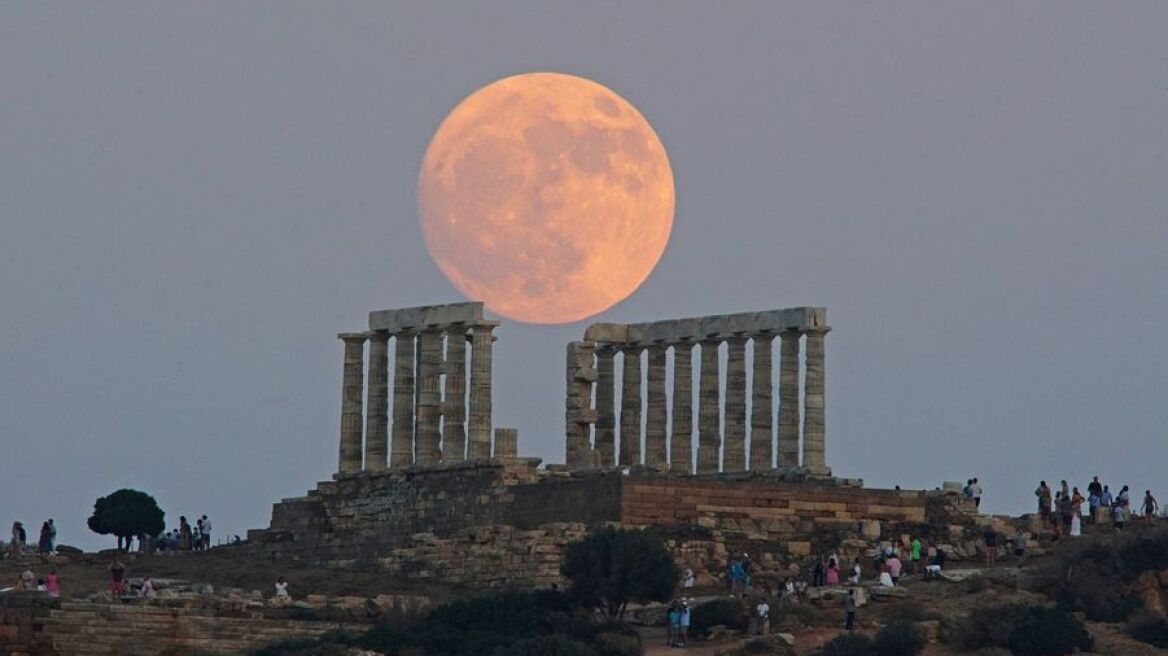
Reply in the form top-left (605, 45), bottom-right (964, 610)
top-left (334, 302), bottom-right (516, 475)
top-left (565, 307), bottom-right (830, 475)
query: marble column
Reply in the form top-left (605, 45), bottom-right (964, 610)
top-left (565, 341), bottom-right (598, 469)
top-left (722, 335), bottom-right (747, 472)
top-left (365, 331), bottom-right (390, 472)
top-left (414, 329), bottom-right (443, 465)
top-left (337, 333), bottom-right (367, 475)
top-left (391, 331), bottom-right (416, 468)
top-left (697, 339), bottom-right (722, 473)
top-left (645, 344), bottom-right (668, 469)
top-left (777, 329), bottom-right (802, 469)
top-left (619, 346), bottom-right (643, 466)
top-left (442, 326), bottom-right (467, 461)
top-left (594, 347), bottom-right (616, 467)
top-left (467, 323), bottom-right (496, 460)
top-left (670, 341), bottom-right (694, 474)
top-left (749, 333), bottom-right (774, 471)
top-left (802, 327), bottom-right (830, 474)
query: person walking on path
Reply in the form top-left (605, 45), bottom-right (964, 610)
top-left (845, 589), bottom-right (857, 630)
top-left (756, 597), bottom-right (770, 636)
top-left (1143, 491), bottom-right (1159, 524)
top-left (1036, 481), bottom-right (1052, 520)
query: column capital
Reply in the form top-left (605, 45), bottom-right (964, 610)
top-left (337, 332), bottom-right (368, 342)
top-left (364, 330), bottom-right (390, 342)
top-left (804, 325), bottom-right (832, 335)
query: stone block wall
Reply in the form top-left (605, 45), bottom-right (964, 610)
top-left (0, 594), bottom-right (55, 656)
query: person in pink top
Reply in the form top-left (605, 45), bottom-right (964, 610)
top-left (45, 570), bottom-right (60, 598)
top-left (887, 554), bottom-right (903, 584)
top-left (825, 561), bottom-right (840, 585)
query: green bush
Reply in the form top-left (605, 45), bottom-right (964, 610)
top-left (815, 632), bottom-right (873, 656)
top-left (493, 635), bottom-right (598, 656)
top-left (592, 629), bottom-right (641, 656)
top-left (880, 600), bottom-right (939, 624)
top-left (1006, 606), bottom-right (1094, 656)
top-left (873, 621), bottom-right (924, 656)
top-left (562, 527), bottom-right (678, 619)
top-left (945, 603), bottom-right (1026, 650)
top-left (1128, 612), bottom-right (1168, 648)
top-left (689, 598), bottom-right (748, 635)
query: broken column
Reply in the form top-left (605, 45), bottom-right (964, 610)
top-left (777, 329), bottom-right (801, 469)
top-left (750, 332), bottom-right (774, 471)
top-left (467, 322), bottom-right (496, 460)
top-left (619, 346), bottom-right (643, 466)
top-left (565, 341), bottom-right (598, 469)
top-left (723, 335), bottom-right (747, 472)
top-left (697, 338), bottom-right (721, 473)
top-left (670, 341), bottom-right (694, 474)
top-left (337, 333), bottom-right (367, 475)
top-left (391, 330), bottom-right (415, 468)
top-left (442, 325), bottom-right (467, 461)
top-left (802, 326), bottom-right (830, 474)
top-left (365, 331), bottom-right (390, 472)
top-left (594, 347), bottom-right (616, 467)
top-left (645, 343), bottom-right (668, 469)
top-left (415, 329), bottom-right (443, 465)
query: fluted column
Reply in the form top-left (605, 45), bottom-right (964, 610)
top-left (750, 333), bottom-right (774, 471)
top-left (802, 327), bottom-right (830, 474)
top-left (337, 333), bottom-right (367, 475)
top-left (365, 331), bottom-right (390, 472)
top-left (723, 335), bottom-right (747, 472)
top-left (697, 339), bottom-right (722, 473)
top-left (645, 344), bottom-right (668, 469)
top-left (415, 329), bottom-right (443, 464)
top-left (442, 326), bottom-right (468, 461)
top-left (619, 346), bottom-right (643, 466)
top-left (467, 323), bottom-right (496, 460)
top-left (670, 342), bottom-right (694, 474)
top-left (777, 329), bottom-right (802, 469)
top-left (595, 347), bottom-right (616, 467)
top-left (565, 341), bottom-right (598, 469)
top-left (391, 331), bottom-right (415, 468)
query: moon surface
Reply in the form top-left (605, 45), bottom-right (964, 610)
top-left (418, 72), bottom-right (675, 324)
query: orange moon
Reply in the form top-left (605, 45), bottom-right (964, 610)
top-left (418, 72), bottom-right (675, 324)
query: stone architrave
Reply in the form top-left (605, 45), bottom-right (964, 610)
top-left (442, 325), bottom-right (468, 461)
top-left (415, 330), bottom-right (443, 464)
top-left (565, 341), bottom-right (598, 469)
top-left (722, 335), bottom-right (747, 472)
top-left (337, 333), bottom-right (367, 475)
top-left (618, 346), bottom-right (643, 466)
top-left (365, 331), bottom-right (390, 472)
top-left (802, 327), bottom-right (830, 474)
top-left (594, 348), bottom-right (616, 467)
top-left (670, 341), bottom-right (694, 474)
top-left (391, 330), bottom-right (416, 468)
top-left (467, 323), bottom-right (496, 460)
top-left (645, 344), bottom-right (668, 469)
top-left (750, 333), bottom-right (775, 471)
top-left (777, 329), bottom-right (802, 469)
top-left (697, 339), bottom-right (722, 473)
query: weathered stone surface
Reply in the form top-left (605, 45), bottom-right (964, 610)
top-left (337, 334), bottom-right (367, 475)
top-left (670, 342), bottom-right (694, 474)
top-left (467, 323), bottom-right (496, 460)
top-left (750, 333), bottom-right (774, 471)
top-left (619, 347), bottom-right (643, 466)
top-left (802, 328), bottom-right (830, 475)
top-left (645, 345), bottom-right (668, 469)
top-left (777, 330), bottom-right (801, 469)
top-left (723, 336), bottom-right (747, 472)
top-left (415, 330), bottom-right (443, 464)
top-left (595, 347), bottom-right (617, 467)
top-left (697, 340), bottom-right (721, 473)
top-left (442, 326), bottom-right (468, 461)
top-left (369, 301), bottom-right (483, 332)
top-left (365, 331), bottom-right (390, 472)
top-left (584, 308), bottom-right (826, 345)
top-left (391, 331), bottom-right (416, 468)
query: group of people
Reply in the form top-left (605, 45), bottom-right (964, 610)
top-left (157, 514), bottom-right (213, 552)
top-left (6, 519), bottom-right (57, 557)
top-left (11, 567), bottom-right (60, 596)
top-left (961, 478), bottom-right (984, 508)
top-left (1035, 478), bottom-right (1159, 538)
top-left (664, 598), bottom-right (692, 647)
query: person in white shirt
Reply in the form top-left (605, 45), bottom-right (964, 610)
top-left (878, 564), bottom-right (895, 587)
top-left (682, 567), bottom-right (694, 589)
top-left (200, 516), bottom-right (212, 550)
top-left (274, 576), bottom-right (290, 599)
top-left (756, 599), bottom-right (770, 636)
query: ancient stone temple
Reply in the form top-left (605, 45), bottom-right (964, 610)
top-left (335, 302), bottom-right (515, 475)
top-left (565, 307), bottom-right (830, 475)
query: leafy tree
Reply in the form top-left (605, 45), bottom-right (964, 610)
top-left (873, 621), bottom-right (925, 656)
top-left (1007, 606), bottom-right (1094, 656)
top-left (87, 488), bottom-right (165, 550)
top-left (561, 526), bottom-right (678, 619)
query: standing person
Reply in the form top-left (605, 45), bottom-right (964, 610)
top-left (108, 558), bottom-right (127, 597)
top-left (678, 600), bottom-right (690, 647)
top-left (1070, 488), bottom-right (1085, 537)
top-left (812, 555), bottom-right (826, 587)
top-left (970, 478), bottom-right (983, 509)
top-left (826, 558), bottom-right (840, 585)
top-left (195, 517), bottom-right (204, 551)
top-left (909, 536), bottom-right (923, 576)
top-left (179, 517), bottom-right (192, 551)
top-left (45, 570), bottom-right (60, 598)
top-left (849, 557), bottom-right (863, 585)
top-left (139, 576), bottom-right (155, 598)
top-left (1058, 491), bottom-right (1073, 530)
top-left (1143, 491), bottom-right (1159, 524)
top-left (1118, 485), bottom-right (1131, 510)
top-left (887, 553), bottom-right (903, 583)
top-left (1113, 501), bottom-right (1127, 530)
top-left (666, 601), bottom-right (680, 647)
top-left (274, 576), bottom-right (290, 599)
top-left (984, 530), bottom-right (998, 564)
top-left (10, 522), bottom-right (24, 557)
top-left (38, 521), bottom-right (52, 554)
top-left (1036, 481), bottom-right (1052, 520)
top-left (845, 589), bottom-right (857, 630)
top-left (1060, 479), bottom-right (1070, 500)
top-left (1087, 476), bottom-right (1103, 521)
top-left (682, 567), bottom-right (695, 590)
top-left (47, 519), bottom-right (56, 555)
top-left (1100, 485), bottom-right (1114, 512)
top-left (756, 597), bottom-right (770, 636)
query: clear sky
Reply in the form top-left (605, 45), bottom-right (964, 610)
top-left (2, 3), bottom-right (1166, 550)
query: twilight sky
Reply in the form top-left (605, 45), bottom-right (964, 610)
top-left (2, 2), bottom-right (1166, 550)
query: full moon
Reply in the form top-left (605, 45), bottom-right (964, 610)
top-left (418, 73), bottom-right (675, 324)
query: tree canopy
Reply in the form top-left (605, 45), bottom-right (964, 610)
top-left (87, 488), bottom-right (165, 549)
top-left (561, 526), bottom-right (678, 619)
